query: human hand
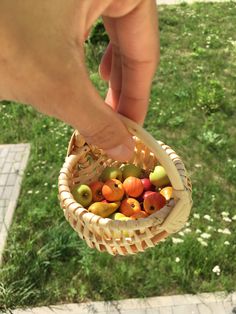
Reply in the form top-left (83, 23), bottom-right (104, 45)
top-left (0, 0), bottom-right (159, 161)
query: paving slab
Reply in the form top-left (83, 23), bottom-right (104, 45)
top-left (172, 304), bottom-right (199, 313)
top-left (159, 307), bottom-right (173, 314)
top-left (0, 143), bottom-right (30, 265)
top-left (11, 292), bottom-right (236, 314)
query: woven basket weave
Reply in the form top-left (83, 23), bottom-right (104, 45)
top-left (58, 116), bottom-right (193, 256)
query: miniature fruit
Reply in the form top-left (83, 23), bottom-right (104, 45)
top-left (130, 211), bottom-right (148, 220)
top-left (123, 176), bottom-right (144, 197)
top-left (100, 166), bottom-right (122, 182)
top-left (143, 191), bottom-right (156, 199)
top-left (122, 164), bottom-right (142, 179)
top-left (137, 190), bottom-right (153, 203)
top-left (141, 178), bottom-right (153, 191)
top-left (149, 165), bottom-right (170, 188)
top-left (89, 181), bottom-right (104, 202)
top-left (120, 198), bottom-right (141, 216)
top-left (88, 201), bottom-right (120, 218)
top-left (110, 212), bottom-right (131, 221)
top-left (160, 186), bottom-right (173, 201)
top-left (143, 192), bottom-right (166, 214)
top-left (72, 184), bottom-right (92, 207)
top-left (102, 179), bottom-right (124, 201)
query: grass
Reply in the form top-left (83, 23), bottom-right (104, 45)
top-left (0, 2), bottom-right (236, 312)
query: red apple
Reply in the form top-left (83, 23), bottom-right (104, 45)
top-left (137, 191), bottom-right (155, 203)
top-left (143, 191), bottom-right (156, 199)
top-left (89, 181), bottom-right (104, 202)
top-left (143, 192), bottom-right (166, 214)
top-left (141, 178), bottom-right (152, 191)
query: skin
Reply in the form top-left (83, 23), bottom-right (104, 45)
top-left (0, 0), bottom-right (159, 161)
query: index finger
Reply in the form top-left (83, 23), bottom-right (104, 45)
top-left (103, 0), bottom-right (159, 124)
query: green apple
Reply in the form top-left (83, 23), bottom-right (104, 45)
top-left (100, 166), bottom-right (123, 182)
top-left (122, 164), bottom-right (142, 179)
top-left (72, 184), bottom-right (92, 207)
top-left (149, 165), bottom-right (170, 188)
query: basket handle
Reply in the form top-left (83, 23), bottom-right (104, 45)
top-left (119, 114), bottom-right (185, 192)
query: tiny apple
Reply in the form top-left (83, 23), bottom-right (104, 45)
top-left (100, 166), bottom-right (122, 182)
top-left (72, 184), bottom-right (92, 207)
top-left (120, 198), bottom-right (141, 216)
top-left (122, 164), bottom-right (142, 179)
top-left (89, 181), bottom-right (104, 202)
top-left (143, 192), bottom-right (166, 214)
top-left (141, 178), bottom-right (153, 191)
top-left (137, 190), bottom-right (154, 203)
top-left (123, 176), bottom-right (144, 197)
top-left (143, 191), bottom-right (156, 199)
top-left (149, 165), bottom-right (170, 188)
top-left (102, 179), bottom-right (124, 201)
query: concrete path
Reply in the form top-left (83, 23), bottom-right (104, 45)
top-left (12, 292), bottom-right (236, 314)
top-left (157, 0), bottom-right (233, 5)
top-left (0, 143), bottom-right (30, 265)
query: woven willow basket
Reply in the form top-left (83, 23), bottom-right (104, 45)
top-left (58, 116), bottom-right (193, 256)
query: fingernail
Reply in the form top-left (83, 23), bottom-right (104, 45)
top-left (105, 138), bottom-right (135, 162)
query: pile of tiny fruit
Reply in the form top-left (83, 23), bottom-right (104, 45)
top-left (71, 164), bottom-right (173, 221)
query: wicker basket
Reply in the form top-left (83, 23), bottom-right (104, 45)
top-left (58, 116), bottom-right (193, 256)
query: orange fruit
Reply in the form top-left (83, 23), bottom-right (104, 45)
top-left (123, 176), bottom-right (144, 198)
top-left (160, 186), bottom-right (173, 201)
top-left (120, 198), bottom-right (141, 217)
top-left (102, 179), bottom-right (124, 201)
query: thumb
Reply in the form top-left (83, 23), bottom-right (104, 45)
top-left (83, 104), bottom-right (135, 162)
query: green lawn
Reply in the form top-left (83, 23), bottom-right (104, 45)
top-left (0, 2), bottom-right (236, 312)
